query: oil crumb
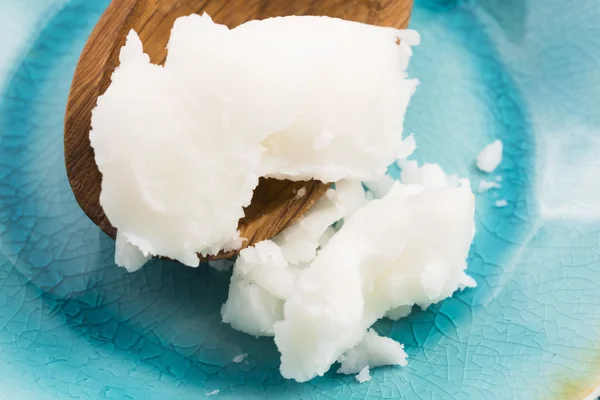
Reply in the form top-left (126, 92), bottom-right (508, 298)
top-left (356, 366), bottom-right (372, 383)
top-left (476, 140), bottom-right (503, 173)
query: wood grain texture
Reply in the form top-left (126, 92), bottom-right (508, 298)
top-left (64, 0), bottom-right (413, 260)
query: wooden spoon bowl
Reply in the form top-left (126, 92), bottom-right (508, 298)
top-left (64, 0), bottom-right (413, 260)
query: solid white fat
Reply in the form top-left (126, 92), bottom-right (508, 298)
top-left (272, 188), bottom-right (345, 265)
top-left (337, 329), bottom-right (408, 374)
top-left (91, 30), bottom-right (259, 267)
top-left (219, 248), bottom-right (298, 337)
top-left (221, 274), bottom-right (284, 337)
top-left (168, 13), bottom-right (418, 183)
top-left (242, 17), bottom-right (419, 182)
top-left (220, 241), bottom-right (297, 336)
top-left (92, 14), bottom-right (419, 267)
top-left (220, 160), bottom-right (477, 381)
top-left (230, 241), bottom-right (299, 299)
top-left (222, 184), bottom-right (353, 335)
top-left (476, 140), bottom-right (503, 173)
top-left (93, 12), bottom-right (478, 385)
top-left (274, 178), bottom-right (475, 382)
top-left (355, 366), bottom-right (372, 383)
top-left (115, 232), bottom-right (151, 272)
top-left (458, 272), bottom-right (478, 291)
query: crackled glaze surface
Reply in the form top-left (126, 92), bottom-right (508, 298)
top-left (1, 0), bottom-right (600, 399)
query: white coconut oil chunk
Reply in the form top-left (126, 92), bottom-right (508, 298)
top-left (355, 366), bottom-right (372, 383)
top-left (337, 329), bottom-right (408, 375)
top-left (114, 232), bottom-right (151, 272)
top-left (91, 14), bottom-right (420, 268)
top-left (476, 140), bottom-right (503, 173)
top-left (221, 183), bottom-right (360, 336)
top-left (221, 241), bottom-right (297, 337)
top-left (274, 178), bottom-right (475, 382)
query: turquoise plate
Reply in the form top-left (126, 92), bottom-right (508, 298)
top-left (1, 0), bottom-right (600, 399)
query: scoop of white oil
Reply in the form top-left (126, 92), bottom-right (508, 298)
top-left (223, 161), bottom-right (476, 382)
top-left (92, 13), bottom-right (479, 384)
top-left (90, 14), bottom-right (419, 268)
top-left (274, 178), bottom-right (475, 382)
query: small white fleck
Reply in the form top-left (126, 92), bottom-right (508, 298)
top-left (476, 140), bottom-right (503, 173)
top-left (232, 353), bottom-right (247, 363)
top-left (495, 199), bottom-right (508, 208)
top-left (325, 188), bottom-right (337, 201)
top-left (294, 187), bottom-right (307, 199)
top-left (206, 389), bottom-right (219, 396)
top-left (397, 29), bottom-right (421, 46)
top-left (477, 179), bottom-right (501, 193)
top-left (458, 273), bottom-right (477, 290)
top-left (355, 366), bottom-right (372, 383)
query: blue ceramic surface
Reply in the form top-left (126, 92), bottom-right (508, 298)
top-left (1, 0), bottom-right (599, 399)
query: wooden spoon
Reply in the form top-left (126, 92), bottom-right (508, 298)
top-left (64, 0), bottom-right (413, 260)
